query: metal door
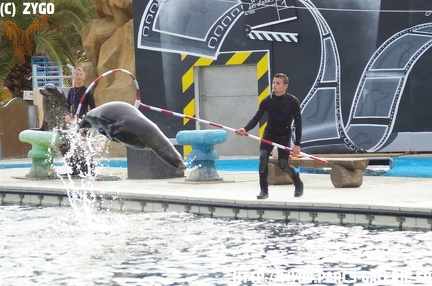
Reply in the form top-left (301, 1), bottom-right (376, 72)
top-left (196, 65), bottom-right (260, 156)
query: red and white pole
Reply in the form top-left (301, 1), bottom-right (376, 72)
top-left (75, 68), bottom-right (327, 165)
top-left (75, 68), bottom-right (141, 121)
top-left (138, 102), bottom-right (327, 164)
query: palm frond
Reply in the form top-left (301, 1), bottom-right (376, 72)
top-left (33, 29), bottom-right (69, 64)
top-left (49, 1), bottom-right (88, 33)
top-left (0, 0), bottom-right (97, 95)
top-left (55, 35), bottom-right (78, 65)
top-left (0, 36), bottom-right (17, 81)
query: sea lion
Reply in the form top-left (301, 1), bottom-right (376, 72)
top-left (36, 83), bottom-right (93, 176)
top-left (79, 101), bottom-right (186, 171)
top-left (38, 83), bottom-right (70, 131)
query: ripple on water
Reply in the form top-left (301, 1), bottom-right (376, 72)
top-left (0, 205), bottom-right (431, 285)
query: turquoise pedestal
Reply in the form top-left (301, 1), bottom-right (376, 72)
top-left (176, 130), bottom-right (227, 182)
top-left (19, 130), bottom-right (63, 179)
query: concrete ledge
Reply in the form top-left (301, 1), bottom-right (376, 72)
top-left (0, 186), bottom-right (431, 230)
top-left (0, 165), bottom-right (430, 230)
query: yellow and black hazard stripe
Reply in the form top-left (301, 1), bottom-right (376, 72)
top-left (181, 50), bottom-right (270, 128)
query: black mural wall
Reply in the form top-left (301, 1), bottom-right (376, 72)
top-left (133, 0), bottom-right (432, 154)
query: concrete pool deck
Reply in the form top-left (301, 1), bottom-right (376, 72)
top-left (0, 158), bottom-right (431, 230)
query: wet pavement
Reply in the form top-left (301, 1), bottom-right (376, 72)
top-left (0, 157), bottom-right (431, 230)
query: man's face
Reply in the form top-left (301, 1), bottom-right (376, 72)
top-left (272, 77), bottom-right (288, 96)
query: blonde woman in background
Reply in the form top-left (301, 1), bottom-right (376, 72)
top-left (65, 67), bottom-right (95, 123)
top-left (62, 67), bottom-right (96, 176)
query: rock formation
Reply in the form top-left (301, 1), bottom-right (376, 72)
top-left (81, 0), bottom-right (135, 156)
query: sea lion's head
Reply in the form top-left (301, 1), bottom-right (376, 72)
top-left (40, 83), bottom-right (65, 98)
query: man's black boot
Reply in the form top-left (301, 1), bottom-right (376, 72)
top-left (293, 172), bottom-right (304, 197)
top-left (256, 189), bottom-right (269, 199)
top-left (279, 161), bottom-right (304, 197)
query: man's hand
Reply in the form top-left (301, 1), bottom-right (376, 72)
top-left (65, 115), bottom-right (72, 124)
top-left (292, 145), bottom-right (301, 157)
top-left (236, 128), bottom-right (247, 136)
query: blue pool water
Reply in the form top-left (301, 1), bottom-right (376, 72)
top-left (0, 159), bottom-right (259, 171)
top-left (1, 157), bottom-right (432, 178)
top-left (215, 158), bottom-right (258, 171)
top-left (383, 157), bottom-right (432, 178)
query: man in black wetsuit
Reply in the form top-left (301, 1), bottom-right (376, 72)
top-left (237, 73), bottom-right (304, 199)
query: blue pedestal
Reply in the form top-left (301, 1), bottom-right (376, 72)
top-left (176, 130), bottom-right (227, 182)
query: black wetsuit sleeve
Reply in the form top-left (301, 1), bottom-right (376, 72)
top-left (292, 97), bottom-right (302, 146)
top-left (87, 91), bottom-right (96, 110)
top-left (243, 100), bottom-right (266, 132)
top-left (66, 89), bottom-right (72, 110)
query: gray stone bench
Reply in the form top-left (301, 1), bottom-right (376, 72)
top-left (268, 157), bottom-right (370, 188)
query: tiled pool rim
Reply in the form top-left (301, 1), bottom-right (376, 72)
top-left (0, 186), bottom-right (431, 231)
top-left (0, 156), bottom-right (431, 231)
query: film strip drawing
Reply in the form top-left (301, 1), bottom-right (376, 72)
top-left (243, 0), bottom-right (298, 43)
top-left (138, 0), bottom-right (299, 60)
top-left (136, 0), bottom-right (432, 153)
top-left (137, 0), bottom-right (243, 59)
top-left (294, 1), bottom-right (432, 153)
top-left (346, 23), bottom-right (432, 152)
top-left (297, 0), bottom-right (362, 153)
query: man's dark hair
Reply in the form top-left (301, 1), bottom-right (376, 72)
top-left (274, 73), bottom-right (289, 85)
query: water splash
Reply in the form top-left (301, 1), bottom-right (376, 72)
top-left (184, 155), bottom-right (201, 176)
top-left (49, 124), bottom-right (114, 224)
